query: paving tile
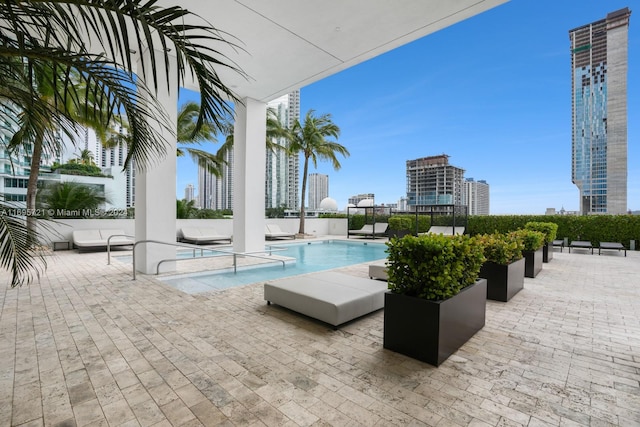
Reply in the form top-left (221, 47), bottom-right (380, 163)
top-left (2, 247), bottom-right (640, 426)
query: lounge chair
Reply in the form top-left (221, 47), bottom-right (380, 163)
top-left (265, 224), bottom-right (296, 240)
top-left (569, 240), bottom-right (593, 254)
top-left (181, 227), bottom-right (232, 244)
top-left (72, 229), bottom-right (134, 251)
top-left (348, 223), bottom-right (388, 239)
top-left (552, 239), bottom-right (564, 252)
top-left (264, 271), bottom-right (388, 328)
top-left (598, 242), bottom-right (626, 257)
top-left (423, 225), bottom-right (465, 235)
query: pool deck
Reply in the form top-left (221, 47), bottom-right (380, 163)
top-left (1, 237), bottom-right (640, 426)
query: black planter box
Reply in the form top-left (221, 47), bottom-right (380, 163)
top-left (383, 278), bottom-right (487, 367)
top-left (523, 248), bottom-right (543, 278)
top-left (542, 241), bottom-right (553, 263)
top-left (479, 258), bottom-right (525, 302)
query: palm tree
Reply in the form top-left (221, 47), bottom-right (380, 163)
top-left (0, 0), bottom-right (243, 286)
top-left (207, 106), bottom-right (290, 174)
top-left (37, 181), bottom-right (108, 218)
top-left (176, 199), bottom-right (198, 219)
top-left (77, 149), bottom-right (95, 166)
top-left (177, 101), bottom-right (231, 177)
top-left (289, 110), bottom-right (349, 235)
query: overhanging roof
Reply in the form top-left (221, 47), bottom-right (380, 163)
top-left (167, 0), bottom-right (509, 102)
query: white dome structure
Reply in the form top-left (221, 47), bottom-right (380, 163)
top-left (319, 197), bottom-right (338, 211)
top-left (357, 198), bottom-right (374, 207)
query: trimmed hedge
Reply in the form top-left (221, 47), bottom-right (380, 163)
top-left (476, 232), bottom-right (524, 265)
top-left (468, 215), bottom-right (640, 249)
top-left (386, 234), bottom-right (485, 301)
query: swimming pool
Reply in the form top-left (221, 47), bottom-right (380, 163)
top-left (158, 240), bottom-right (387, 294)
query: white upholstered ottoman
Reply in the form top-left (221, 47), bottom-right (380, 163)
top-left (368, 261), bottom-right (388, 281)
top-left (264, 271), bottom-right (388, 327)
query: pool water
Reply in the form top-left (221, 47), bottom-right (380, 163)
top-left (158, 240), bottom-right (387, 294)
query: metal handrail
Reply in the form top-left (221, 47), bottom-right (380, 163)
top-left (106, 234), bottom-right (135, 265)
top-left (155, 250), bottom-right (287, 275)
top-left (129, 239), bottom-right (289, 280)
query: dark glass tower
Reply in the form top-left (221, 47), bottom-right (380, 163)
top-left (569, 8), bottom-right (631, 215)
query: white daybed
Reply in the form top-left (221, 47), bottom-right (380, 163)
top-left (264, 271), bottom-right (388, 327)
top-left (421, 226), bottom-right (465, 236)
top-left (265, 224), bottom-right (296, 240)
top-left (348, 223), bottom-right (388, 239)
top-left (72, 229), bottom-right (134, 251)
top-left (180, 227), bottom-right (232, 244)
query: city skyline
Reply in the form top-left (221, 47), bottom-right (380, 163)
top-left (177, 1), bottom-right (638, 214)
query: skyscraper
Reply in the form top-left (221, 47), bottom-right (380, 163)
top-left (266, 91), bottom-right (300, 210)
top-left (308, 173), bottom-right (328, 209)
top-left (569, 8), bottom-right (631, 215)
top-left (184, 184), bottom-right (195, 203)
top-left (406, 154), bottom-right (464, 211)
top-left (463, 178), bottom-right (490, 215)
top-left (197, 91), bottom-right (300, 212)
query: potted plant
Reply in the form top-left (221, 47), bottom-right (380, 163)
top-left (388, 215), bottom-right (413, 239)
top-left (383, 234), bottom-right (487, 366)
top-left (476, 232), bottom-right (525, 302)
top-left (513, 229), bottom-right (545, 278)
top-left (524, 221), bottom-right (558, 263)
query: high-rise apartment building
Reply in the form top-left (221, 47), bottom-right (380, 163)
top-left (569, 8), bottom-right (631, 215)
top-left (196, 91), bottom-right (300, 212)
top-left (266, 91), bottom-right (300, 210)
top-left (406, 154), bottom-right (464, 211)
top-left (184, 184), bottom-right (195, 203)
top-left (463, 178), bottom-right (490, 215)
top-left (308, 173), bottom-right (328, 209)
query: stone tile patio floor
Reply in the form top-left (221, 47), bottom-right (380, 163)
top-left (1, 243), bottom-right (639, 426)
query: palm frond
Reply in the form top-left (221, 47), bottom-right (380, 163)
top-left (186, 147), bottom-right (227, 177)
top-left (0, 200), bottom-right (46, 287)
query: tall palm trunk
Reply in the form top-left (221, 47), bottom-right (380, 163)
top-left (298, 156), bottom-right (309, 235)
top-left (26, 134), bottom-right (44, 239)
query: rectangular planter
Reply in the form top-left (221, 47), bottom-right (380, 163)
top-left (383, 278), bottom-right (487, 367)
top-left (542, 241), bottom-right (553, 262)
top-left (479, 258), bottom-right (525, 302)
top-left (523, 248), bottom-right (543, 278)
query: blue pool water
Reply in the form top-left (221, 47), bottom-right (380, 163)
top-left (158, 240), bottom-right (387, 294)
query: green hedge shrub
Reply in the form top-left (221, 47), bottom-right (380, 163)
top-left (476, 232), bottom-right (524, 265)
top-left (512, 229), bottom-right (545, 251)
top-left (386, 234), bottom-right (485, 301)
top-left (468, 215), bottom-right (640, 250)
top-left (524, 221), bottom-right (558, 244)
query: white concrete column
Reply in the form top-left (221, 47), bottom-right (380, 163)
top-left (134, 50), bottom-right (178, 274)
top-left (233, 98), bottom-right (267, 253)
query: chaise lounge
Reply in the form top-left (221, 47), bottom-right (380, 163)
top-left (72, 229), bottom-right (134, 251)
top-left (180, 227), bottom-right (232, 244)
top-left (421, 225), bottom-right (465, 236)
top-left (265, 224), bottom-right (296, 240)
top-left (264, 271), bottom-right (388, 327)
top-left (348, 223), bottom-right (388, 239)
top-left (569, 240), bottom-right (593, 254)
top-left (598, 242), bottom-right (626, 257)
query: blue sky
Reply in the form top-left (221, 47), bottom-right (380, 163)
top-left (177, 0), bottom-right (638, 214)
